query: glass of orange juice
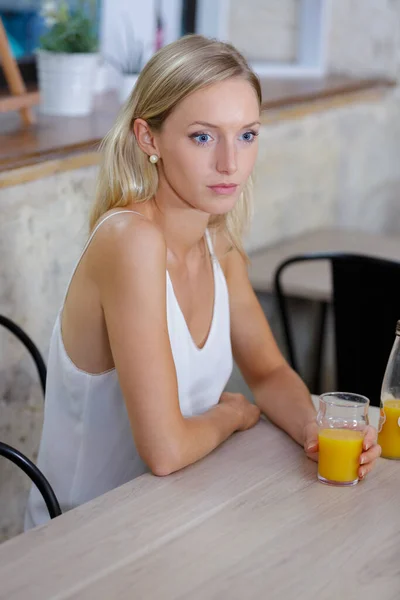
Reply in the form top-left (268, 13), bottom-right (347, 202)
top-left (317, 392), bottom-right (369, 486)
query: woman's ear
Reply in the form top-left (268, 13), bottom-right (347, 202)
top-left (133, 118), bottom-right (160, 159)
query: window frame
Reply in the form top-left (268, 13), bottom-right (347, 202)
top-left (195, 0), bottom-right (332, 78)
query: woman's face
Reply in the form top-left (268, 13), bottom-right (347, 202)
top-left (154, 77), bottom-right (260, 216)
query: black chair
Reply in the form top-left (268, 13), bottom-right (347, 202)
top-left (0, 442), bottom-right (61, 519)
top-left (274, 253), bottom-right (400, 406)
top-left (1, 315), bottom-right (61, 520)
top-left (0, 315), bottom-right (46, 395)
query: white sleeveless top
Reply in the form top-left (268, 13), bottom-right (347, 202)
top-left (25, 211), bottom-right (233, 530)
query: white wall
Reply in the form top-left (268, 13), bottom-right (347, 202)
top-left (228, 0), bottom-right (298, 62)
top-left (161, 0), bottom-right (184, 45)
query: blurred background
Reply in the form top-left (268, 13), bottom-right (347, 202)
top-left (1, 0), bottom-right (400, 541)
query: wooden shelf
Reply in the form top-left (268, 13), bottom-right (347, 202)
top-left (259, 74), bottom-right (395, 111)
top-left (0, 90), bottom-right (118, 172)
top-left (0, 75), bottom-right (395, 178)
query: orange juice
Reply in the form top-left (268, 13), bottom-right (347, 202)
top-left (378, 399), bottom-right (400, 459)
top-left (318, 429), bottom-right (364, 484)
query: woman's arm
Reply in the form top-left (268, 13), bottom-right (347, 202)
top-left (90, 215), bottom-right (258, 476)
top-left (224, 245), bottom-right (381, 478)
top-left (224, 245), bottom-right (316, 446)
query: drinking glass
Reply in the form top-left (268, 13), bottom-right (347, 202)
top-left (317, 392), bottom-right (369, 486)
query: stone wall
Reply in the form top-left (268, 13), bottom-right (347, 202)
top-left (247, 87), bottom-right (400, 252)
top-left (328, 0), bottom-right (400, 79)
top-left (0, 168), bottom-right (95, 542)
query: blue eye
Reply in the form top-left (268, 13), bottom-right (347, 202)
top-left (191, 133), bottom-right (212, 145)
top-left (241, 131), bottom-right (258, 143)
top-left (189, 130), bottom-right (258, 146)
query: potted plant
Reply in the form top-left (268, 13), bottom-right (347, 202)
top-left (36, 0), bottom-right (99, 116)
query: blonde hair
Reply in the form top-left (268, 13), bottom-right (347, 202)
top-left (90, 34), bottom-right (261, 257)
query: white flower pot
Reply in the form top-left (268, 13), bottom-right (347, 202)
top-left (36, 50), bottom-right (99, 116)
top-left (119, 74), bottom-right (139, 104)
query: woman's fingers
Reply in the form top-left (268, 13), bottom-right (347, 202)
top-left (359, 459), bottom-right (377, 479)
top-left (360, 442), bottom-right (382, 465)
top-left (359, 426), bottom-right (381, 479)
top-left (363, 425), bottom-right (378, 451)
top-left (304, 424), bottom-right (319, 462)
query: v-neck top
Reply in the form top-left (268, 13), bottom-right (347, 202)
top-left (25, 210), bottom-right (233, 529)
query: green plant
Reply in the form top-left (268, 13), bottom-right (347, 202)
top-left (39, 0), bottom-right (98, 53)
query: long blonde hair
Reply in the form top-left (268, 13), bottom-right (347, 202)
top-left (90, 34), bottom-right (261, 257)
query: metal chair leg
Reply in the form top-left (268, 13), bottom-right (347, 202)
top-left (312, 301), bottom-right (328, 395)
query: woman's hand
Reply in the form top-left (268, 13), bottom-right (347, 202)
top-left (219, 392), bottom-right (261, 431)
top-left (303, 421), bottom-right (382, 480)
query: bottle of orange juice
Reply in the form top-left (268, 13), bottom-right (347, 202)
top-left (378, 320), bottom-right (400, 459)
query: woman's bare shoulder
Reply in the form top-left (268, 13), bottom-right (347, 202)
top-left (87, 209), bottom-right (166, 278)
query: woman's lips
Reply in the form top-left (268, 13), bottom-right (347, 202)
top-left (207, 184), bottom-right (238, 195)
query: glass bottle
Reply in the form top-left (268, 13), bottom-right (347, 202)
top-left (378, 320), bottom-right (400, 459)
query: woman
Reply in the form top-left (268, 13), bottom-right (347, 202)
top-left (25, 35), bottom-right (380, 529)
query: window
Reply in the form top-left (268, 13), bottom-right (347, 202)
top-left (195, 0), bottom-right (331, 78)
top-left (100, 0), bottom-right (331, 85)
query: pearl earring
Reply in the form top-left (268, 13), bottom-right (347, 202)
top-left (149, 154), bottom-right (159, 164)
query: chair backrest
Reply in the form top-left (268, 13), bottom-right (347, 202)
top-left (0, 315), bottom-right (47, 395)
top-left (0, 442), bottom-right (61, 520)
top-left (0, 316), bottom-right (55, 523)
top-left (274, 252), bottom-right (400, 406)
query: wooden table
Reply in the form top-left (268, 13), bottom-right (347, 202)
top-left (248, 227), bottom-right (400, 302)
top-left (1, 404), bottom-right (397, 600)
